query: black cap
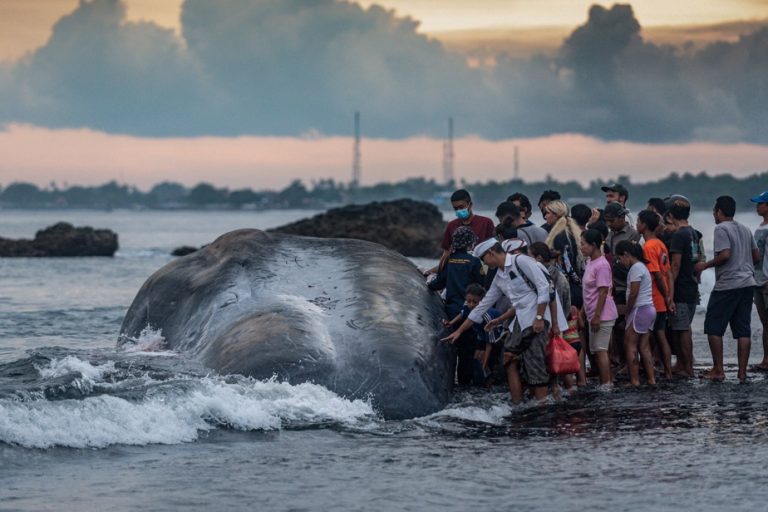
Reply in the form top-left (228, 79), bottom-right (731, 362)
top-left (603, 201), bottom-right (628, 218)
top-left (601, 183), bottom-right (629, 199)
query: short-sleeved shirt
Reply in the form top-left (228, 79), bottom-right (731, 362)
top-left (627, 262), bottom-right (654, 308)
top-left (582, 256), bottom-right (618, 322)
top-left (440, 215), bottom-right (496, 251)
top-left (461, 305), bottom-right (504, 344)
top-left (713, 220), bottom-right (757, 291)
top-left (605, 223), bottom-right (641, 295)
top-left (643, 238), bottom-right (671, 312)
top-left (518, 221), bottom-right (548, 245)
top-left (668, 226), bottom-right (699, 304)
top-left (754, 224), bottom-right (768, 286)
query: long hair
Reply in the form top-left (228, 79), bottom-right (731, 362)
top-left (545, 200), bottom-right (583, 248)
top-left (615, 240), bottom-right (648, 264)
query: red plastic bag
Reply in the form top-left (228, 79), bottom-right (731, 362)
top-left (545, 335), bottom-right (580, 375)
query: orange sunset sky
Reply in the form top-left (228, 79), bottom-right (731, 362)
top-left (0, 0), bottom-right (767, 190)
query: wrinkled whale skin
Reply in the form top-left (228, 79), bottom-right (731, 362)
top-left (119, 229), bottom-right (454, 419)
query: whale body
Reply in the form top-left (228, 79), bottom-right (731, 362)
top-left (118, 229), bottom-right (454, 419)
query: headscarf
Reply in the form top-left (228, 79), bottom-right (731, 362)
top-left (451, 226), bottom-right (478, 252)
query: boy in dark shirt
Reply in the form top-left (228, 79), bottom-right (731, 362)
top-left (444, 283), bottom-right (504, 386)
top-left (665, 196), bottom-right (700, 377)
top-left (429, 226), bottom-right (485, 385)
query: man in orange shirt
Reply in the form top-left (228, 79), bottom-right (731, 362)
top-left (637, 210), bottom-right (674, 379)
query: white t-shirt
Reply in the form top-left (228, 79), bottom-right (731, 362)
top-left (626, 262), bottom-right (654, 308)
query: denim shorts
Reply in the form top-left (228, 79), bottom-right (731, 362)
top-left (670, 302), bottom-right (696, 331)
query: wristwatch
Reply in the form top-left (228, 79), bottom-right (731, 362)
top-left (535, 314), bottom-right (544, 321)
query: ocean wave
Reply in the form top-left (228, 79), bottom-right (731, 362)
top-left (0, 374), bottom-right (377, 449)
top-left (118, 325), bottom-right (172, 354)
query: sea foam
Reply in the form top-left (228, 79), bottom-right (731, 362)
top-left (0, 375), bottom-right (376, 449)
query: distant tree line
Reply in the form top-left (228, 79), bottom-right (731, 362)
top-left (0, 172), bottom-right (766, 211)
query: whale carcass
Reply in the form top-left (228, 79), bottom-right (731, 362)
top-left (118, 229), bottom-right (454, 419)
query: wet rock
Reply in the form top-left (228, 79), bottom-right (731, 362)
top-left (269, 199), bottom-right (444, 257)
top-left (0, 222), bottom-right (118, 257)
top-left (171, 246), bottom-right (199, 257)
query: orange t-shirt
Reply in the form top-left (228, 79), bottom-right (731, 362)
top-left (643, 238), bottom-right (671, 313)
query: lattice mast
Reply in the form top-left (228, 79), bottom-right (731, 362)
top-left (513, 145), bottom-right (520, 180)
top-left (443, 117), bottom-right (454, 185)
top-left (351, 111), bottom-right (362, 187)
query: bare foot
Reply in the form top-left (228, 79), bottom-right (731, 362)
top-left (700, 368), bottom-right (725, 381)
top-left (749, 363), bottom-right (768, 372)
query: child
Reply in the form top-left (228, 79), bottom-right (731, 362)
top-left (444, 283), bottom-right (504, 386)
top-left (615, 240), bottom-right (657, 386)
top-left (580, 229), bottom-right (618, 386)
top-left (430, 226), bottom-right (484, 385)
top-left (636, 210), bottom-right (674, 380)
top-left (529, 242), bottom-right (587, 390)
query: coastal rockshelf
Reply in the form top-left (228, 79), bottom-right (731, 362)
top-left (0, 222), bottom-right (118, 257)
top-left (269, 198), bottom-right (445, 257)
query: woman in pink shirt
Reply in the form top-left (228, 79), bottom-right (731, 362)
top-left (580, 229), bottom-right (619, 385)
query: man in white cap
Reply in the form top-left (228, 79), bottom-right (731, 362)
top-left (442, 239), bottom-right (567, 403)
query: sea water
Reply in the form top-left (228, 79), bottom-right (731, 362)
top-left (1, 209), bottom-right (767, 511)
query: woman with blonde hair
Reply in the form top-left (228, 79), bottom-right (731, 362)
top-left (543, 200), bottom-right (585, 309)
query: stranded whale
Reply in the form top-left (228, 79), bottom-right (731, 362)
top-left (118, 229), bottom-right (454, 419)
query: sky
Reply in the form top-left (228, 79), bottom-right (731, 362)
top-left (0, 0), bottom-right (767, 190)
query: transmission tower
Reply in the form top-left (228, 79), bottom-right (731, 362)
top-left (443, 117), bottom-right (454, 185)
top-left (513, 145), bottom-right (520, 180)
top-left (351, 111), bottom-right (362, 187)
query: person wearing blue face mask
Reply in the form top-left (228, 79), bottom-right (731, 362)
top-left (425, 189), bottom-right (495, 276)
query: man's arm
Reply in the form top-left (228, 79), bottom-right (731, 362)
top-left (695, 249), bottom-right (731, 275)
top-left (670, 252), bottom-right (682, 284)
top-left (652, 271), bottom-right (668, 301)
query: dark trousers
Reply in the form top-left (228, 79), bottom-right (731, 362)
top-left (457, 330), bottom-right (476, 386)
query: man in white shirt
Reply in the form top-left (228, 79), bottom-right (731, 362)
top-left (442, 239), bottom-right (567, 403)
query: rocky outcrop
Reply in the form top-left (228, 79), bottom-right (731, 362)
top-left (269, 199), bottom-right (444, 257)
top-left (171, 245), bottom-right (199, 257)
top-left (0, 222), bottom-right (118, 257)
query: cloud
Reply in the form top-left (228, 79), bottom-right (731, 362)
top-left (4, 0), bottom-right (205, 135)
top-left (0, 0), bottom-right (767, 144)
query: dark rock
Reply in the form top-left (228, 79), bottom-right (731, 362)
top-left (171, 246), bottom-right (199, 257)
top-left (0, 222), bottom-right (118, 257)
top-left (269, 199), bottom-right (444, 257)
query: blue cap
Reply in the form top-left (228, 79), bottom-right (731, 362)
top-left (750, 191), bottom-right (768, 203)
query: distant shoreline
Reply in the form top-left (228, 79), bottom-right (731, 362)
top-left (1, 171), bottom-right (766, 211)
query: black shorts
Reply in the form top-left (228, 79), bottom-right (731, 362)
top-left (704, 287), bottom-right (754, 339)
top-left (653, 312), bottom-right (668, 332)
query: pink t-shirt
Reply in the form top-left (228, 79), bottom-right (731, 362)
top-left (582, 256), bottom-right (619, 322)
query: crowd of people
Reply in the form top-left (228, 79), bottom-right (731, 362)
top-left (426, 184), bottom-right (768, 403)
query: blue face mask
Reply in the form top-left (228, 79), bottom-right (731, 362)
top-left (455, 208), bottom-right (470, 220)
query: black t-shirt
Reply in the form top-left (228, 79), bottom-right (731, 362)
top-left (668, 226), bottom-right (699, 304)
top-left (553, 231), bottom-right (584, 308)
